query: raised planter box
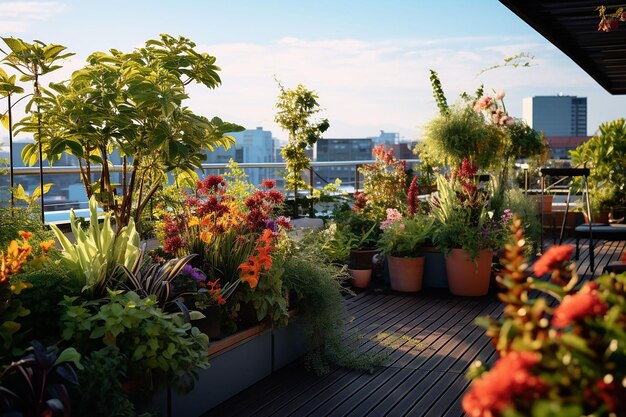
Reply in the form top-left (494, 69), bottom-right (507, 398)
top-left (153, 317), bottom-right (307, 417)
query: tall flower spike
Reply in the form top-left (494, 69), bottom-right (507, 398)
top-left (407, 176), bottom-right (420, 217)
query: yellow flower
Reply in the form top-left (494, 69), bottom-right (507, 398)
top-left (188, 216), bottom-right (200, 227)
top-left (200, 231), bottom-right (213, 243)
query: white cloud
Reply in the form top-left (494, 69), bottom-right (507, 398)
top-left (187, 36), bottom-right (611, 141)
top-left (0, 1), bottom-right (64, 32)
top-left (0, 1), bottom-right (64, 19)
top-left (0, 19), bottom-right (28, 32)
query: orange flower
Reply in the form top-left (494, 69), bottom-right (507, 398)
top-left (552, 282), bottom-right (608, 328)
top-left (532, 245), bottom-right (574, 276)
top-left (463, 352), bottom-right (545, 417)
top-left (40, 239), bottom-right (55, 254)
top-left (239, 257), bottom-right (261, 288)
top-left (18, 230), bottom-right (32, 241)
top-left (215, 294), bottom-right (226, 305)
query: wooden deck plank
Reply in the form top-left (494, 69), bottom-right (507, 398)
top-left (201, 239), bottom-right (625, 417)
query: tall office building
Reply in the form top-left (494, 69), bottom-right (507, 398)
top-left (204, 127), bottom-right (275, 187)
top-left (522, 95), bottom-right (587, 136)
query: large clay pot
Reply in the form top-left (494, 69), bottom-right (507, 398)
top-left (348, 268), bottom-right (372, 289)
top-left (387, 255), bottom-right (425, 292)
top-left (444, 249), bottom-right (492, 296)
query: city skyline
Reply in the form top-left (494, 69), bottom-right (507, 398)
top-left (1, 0), bottom-right (626, 143)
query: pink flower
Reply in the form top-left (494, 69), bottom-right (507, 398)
top-left (381, 208), bottom-right (403, 230)
top-left (473, 96), bottom-right (493, 112)
top-left (552, 282), bottom-right (608, 328)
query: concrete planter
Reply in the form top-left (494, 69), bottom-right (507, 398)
top-left (154, 318), bottom-right (307, 417)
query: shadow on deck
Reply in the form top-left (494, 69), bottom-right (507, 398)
top-left (202, 238), bottom-right (625, 417)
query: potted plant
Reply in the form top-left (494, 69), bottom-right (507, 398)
top-left (570, 118), bottom-right (626, 223)
top-left (430, 162), bottom-right (511, 296)
top-left (377, 209), bottom-right (434, 292)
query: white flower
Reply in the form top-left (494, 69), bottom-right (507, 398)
top-left (495, 90), bottom-right (505, 100)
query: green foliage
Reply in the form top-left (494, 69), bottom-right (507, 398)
top-left (430, 174), bottom-right (488, 260)
top-left (223, 159), bottom-right (256, 208)
top-left (275, 80), bottom-right (329, 213)
top-left (11, 260), bottom-right (82, 345)
top-left (504, 187), bottom-right (541, 255)
top-left (570, 118), bottom-right (626, 212)
top-left (0, 205), bottom-right (54, 253)
top-left (282, 242), bottom-right (385, 375)
top-left (333, 206), bottom-right (381, 249)
top-left (49, 196), bottom-right (141, 299)
top-left (17, 34), bottom-right (243, 228)
top-left (118, 253), bottom-right (195, 313)
top-left (422, 103), bottom-right (501, 169)
top-left (74, 346), bottom-right (153, 417)
top-left (0, 341), bottom-right (80, 416)
top-left (60, 290), bottom-right (209, 393)
top-left (429, 69), bottom-right (448, 115)
top-left (378, 214), bottom-right (434, 257)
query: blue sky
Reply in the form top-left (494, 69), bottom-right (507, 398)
top-left (2, 0), bottom-right (626, 141)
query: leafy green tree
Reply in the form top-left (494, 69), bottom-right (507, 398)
top-left (275, 81), bottom-right (329, 217)
top-left (1, 38), bottom-right (71, 215)
top-left (17, 34), bottom-right (243, 228)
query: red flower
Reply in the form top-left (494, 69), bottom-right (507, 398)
top-left (164, 236), bottom-right (185, 254)
top-left (552, 282), bottom-right (608, 328)
top-left (267, 189), bottom-right (284, 204)
top-left (457, 157), bottom-right (477, 181)
top-left (197, 175), bottom-right (226, 195)
top-left (276, 216), bottom-right (292, 230)
top-left (407, 176), bottom-right (420, 217)
top-left (532, 245), bottom-right (574, 276)
top-left (463, 351), bottom-right (545, 417)
top-left (261, 179), bottom-right (276, 189)
top-left (353, 192), bottom-right (367, 212)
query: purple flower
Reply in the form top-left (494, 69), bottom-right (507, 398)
top-left (181, 264), bottom-right (206, 281)
top-left (265, 219), bottom-right (277, 232)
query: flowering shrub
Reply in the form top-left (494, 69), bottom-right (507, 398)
top-left (377, 209), bottom-right (434, 258)
top-left (157, 174), bottom-right (291, 329)
top-left (1, 231), bottom-right (53, 361)
top-left (430, 159), bottom-right (512, 259)
top-left (464, 218), bottom-right (626, 417)
top-left (356, 144), bottom-right (407, 221)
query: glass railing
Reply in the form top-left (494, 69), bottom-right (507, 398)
top-left (0, 160), bottom-right (422, 223)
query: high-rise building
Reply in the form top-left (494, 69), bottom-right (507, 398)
top-left (522, 95), bottom-right (587, 136)
top-left (204, 127), bottom-right (276, 187)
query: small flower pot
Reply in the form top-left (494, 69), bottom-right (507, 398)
top-left (387, 255), bottom-right (425, 292)
top-left (348, 268), bottom-right (372, 289)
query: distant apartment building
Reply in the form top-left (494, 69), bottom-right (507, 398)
top-left (312, 131), bottom-right (416, 188)
top-left (204, 127), bottom-right (276, 187)
top-left (544, 136), bottom-right (591, 160)
top-left (522, 95), bottom-right (587, 137)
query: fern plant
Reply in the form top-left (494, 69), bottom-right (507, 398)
top-left (49, 196), bottom-right (141, 299)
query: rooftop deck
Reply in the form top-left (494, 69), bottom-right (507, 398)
top-left (203, 238), bottom-right (625, 417)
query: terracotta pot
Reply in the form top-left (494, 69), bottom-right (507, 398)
top-left (444, 249), bottom-right (492, 296)
top-left (387, 255), bottom-right (425, 292)
top-left (348, 268), bottom-right (372, 289)
top-left (583, 209), bottom-right (610, 224)
top-left (532, 195), bottom-right (553, 214)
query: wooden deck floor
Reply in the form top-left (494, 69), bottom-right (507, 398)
top-left (203, 238), bottom-right (625, 417)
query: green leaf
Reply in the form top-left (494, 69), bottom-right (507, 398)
top-left (2, 37), bottom-right (26, 53)
top-left (55, 347), bottom-right (83, 369)
top-left (0, 114), bottom-right (9, 130)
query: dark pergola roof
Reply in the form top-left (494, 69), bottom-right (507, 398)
top-left (500, 1), bottom-right (626, 95)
